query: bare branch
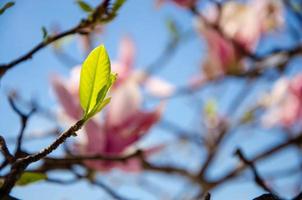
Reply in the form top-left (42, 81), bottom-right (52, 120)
top-left (204, 193), bottom-right (211, 200)
top-left (0, 136), bottom-right (14, 164)
top-left (212, 134), bottom-right (302, 188)
top-left (44, 150), bottom-right (142, 164)
top-left (0, 119), bottom-right (85, 197)
top-left (235, 149), bottom-right (277, 196)
top-left (90, 179), bottom-right (133, 200)
top-left (8, 95), bottom-right (36, 157)
top-left (0, 0), bottom-right (125, 78)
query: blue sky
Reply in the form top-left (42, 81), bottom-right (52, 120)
top-left (0, 0), bottom-right (301, 199)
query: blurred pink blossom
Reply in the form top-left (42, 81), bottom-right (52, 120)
top-left (262, 74), bottom-right (302, 128)
top-left (199, 27), bottom-right (243, 80)
top-left (204, 0), bottom-right (283, 52)
top-left (111, 36), bottom-right (135, 86)
top-left (51, 68), bottom-right (82, 120)
top-left (195, 0), bottom-right (283, 82)
top-left (112, 36), bottom-right (175, 98)
top-left (50, 37), bottom-right (168, 171)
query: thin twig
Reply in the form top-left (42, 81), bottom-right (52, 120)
top-left (198, 123), bottom-right (228, 178)
top-left (209, 133), bottom-right (302, 190)
top-left (8, 96), bottom-right (36, 157)
top-left (204, 193), bottom-right (211, 200)
top-left (235, 149), bottom-right (278, 196)
top-left (46, 173), bottom-right (131, 200)
top-left (0, 119), bottom-right (85, 197)
top-left (0, 26), bottom-right (81, 78)
top-left (0, 0), bottom-right (123, 78)
top-left (44, 150), bottom-right (142, 164)
top-left (90, 179), bottom-right (132, 200)
top-left (0, 136), bottom-right (14, 164)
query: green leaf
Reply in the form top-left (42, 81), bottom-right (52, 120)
top-left (76, 0), bottom-right (93, 13)
top-left (86, 73), bottom-right (116, 118)
top-left (79, 44), bottom-right (115, 119)
top-left (87, 97), bottom-right (111, 119)
top-left (0, 2), bottom-right (15, 15)
top-left (16, 172), bottom-right (47, 186)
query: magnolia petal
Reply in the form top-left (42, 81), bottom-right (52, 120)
top-left (50, 74), bottom-right (82, 120)
top-left (106, 81), bottom-right (142, 126)
top-left (105, 104), bottom-right (163, 153)
top-left (199, 28), bottom-right (241, 79)
top-left (262, 74), bottom-right (302, 128)
top-left (144, 76), bottom-right (175, 98)
top-left (289, 74), bottom-right (302, 97)
top-left (68, 66), bottom-right (81, 94)
top-left (219, 2), bottom-right (261, 51)
top-left (119, 36), bottom-right (136, 71)
top-left (84, 120), bottom-right (106, 153)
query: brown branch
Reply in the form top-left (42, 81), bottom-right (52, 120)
top-left (8, 96), bottom-right (36, 157)
top-left (253, 193), bottom-right (280, 200)
top-left (30, 149), bottom-right (206, 194)
top-left (90, 179), bottom-right (132, 200)
top-left (198, 123), bottom-right (228, 179)
top-left (46, 173), bottom-right (131, 200)
top-left (0, 0), bottom-right (123, 79)
top-left (212, 133), bottom-right (302, 188)
top-left (0, 136), bottom-right (14, 164)
top-left (34, 150), bottom-right (144, 173)
top-left (235, 149), bottom-right (278, 196)
top-left (40, 150), bottom-right (198, 185)
top-left (204, 192), bottom-right (211, 200)
top-left (0, 26), bottom-right (81, 78)
top-left (0, 119), bottom-right (85, 197)
top-left (142, 159), bottom-right (206, 190)
top-left (34, 152), bottom-right (198, 200)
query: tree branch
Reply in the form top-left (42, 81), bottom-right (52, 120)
top-left (8, 95), bottom-right (36, 157)
top-left (212, 133), bottom-right (302, 188)
top-left (0, 136), bottom-right (14, 164)
top-left (0, 26), bottom-right (81, 78)
top-left (0, 0), bottom-right (124, 78)
top-left (235, 149), bottom-right (278, 196)
top-left (0, 119), bottom-right (85, 197)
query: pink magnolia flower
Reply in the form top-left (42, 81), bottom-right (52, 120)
top-left (195, 13), bottom-right (244, 81)
top-left (50, 39), bottom-right (166, 171)
top-left (112, 36), bottom-right (175, 98)
top-left (204, 0), bottom-right (283, 52)
top-left (111, 37), bottom-right (135, 87)
top-left (261, 74), bottom-right (302, 128)
top-left (51, 68), bottom-right (82, 120)
top-left (198, 27), bottom-right (244, 80)
top-left (156, 0), bottom-right (197, 9)
top-left (194, 0), bottom-right (283, 82)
